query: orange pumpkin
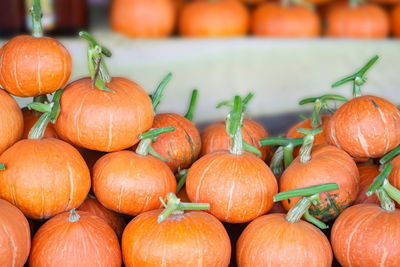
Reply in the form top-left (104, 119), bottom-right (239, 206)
top-left (280, 130), bottom-right (359, 222)
top-left (111, 0), bottom-right (176, 38)
top-left (0, 199), bottom-right (31, 267)
top-left (179, 0), bottom-right (250, 37)
top-left (388, 154), bottom-right (400, 191)
top-left (22, 107), bottom-right (58, 139)
top-left (55, 33), bottom-right (154, 152)
top-left (391, 4), bottom-right (400, 37)
top-left (0, 89), bottom-right (23, 154)
top-left (0, 1), bottom-right (71, 97)
top-left (121, 193), bottom-right (231, 267)
top-left (186, 96), bottom-right (278, 223)
top-left (29, 209), bottom-right (121, 267)
top-left (326, 3), bottom-right (390, 38)
top-left (354, 163), bottom-right (380, 205)
top-left (371, 0), bottom-right (400, 4)
top-left (200, 119), bottom-right (269, 161)
top-left (78, 196), bottom-right (127, 239)
top-left (92, 128), bottom-right (177, 216)
top-left (306, 0), bottom-right (332, 3)
top-left (251, 2), bottom-right (321, 37)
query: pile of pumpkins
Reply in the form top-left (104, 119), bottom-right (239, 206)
top-left (1, 1), bottom-right (400, 267)
top-left (110, 0), bottom-right (400, 38)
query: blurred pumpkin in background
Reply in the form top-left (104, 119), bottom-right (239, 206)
top-left (370, 0), bottom-right (400, 4)
top-left (392, 4), bottom-right (400, 37)
top-left (111, 0), bottom-right (176, 38)
top-left (251, 2), bottom-right (321, 37)
top-left (179, 0), bottom-right (250, 37)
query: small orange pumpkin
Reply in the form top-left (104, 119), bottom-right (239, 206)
top-left (22, 106), bottom-right (58, 139)
top-left (354, 163), bottom-right (380, 205)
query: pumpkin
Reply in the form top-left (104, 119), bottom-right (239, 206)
top-left (179, 0), bottom-right (250, 37)
top-left (392, 4), bottom-right (400, 37)
top-left (237, 184), bottom-right (336, 267)
top-left (177, 186), bottom-right (190, 203)
top-left (306, 0), bottom-right (332, 4)
top-left (331, 164), bottom-right (400, 267)
top-left (354, 163), bottom-right (380, 205)
top-left (22, 107), bottom-right (57, 139)
top-left (0, 91), bottom-right (91, 219)
top-left (251, 2), bottom-right (321, 37)
top-left (0, 0), bottom-right (71, 97)
top-left (280, 128), bottom-right (359, 222)
top-left (54, 32), bottom-right (154, 152)
top-left (0, 199), bottom-right (31, 267)
top-left (29, 209), bottom-right (121, 267)
top-left (327, 56), bottom-right (400, 159)
top-left (326, 2), bottom-right (390, 38)
top-left (186, 96), bottom-right (278, 223)
top-left (92, 127), bottom-right (177, 216)
top-left (110, 0), bottom-right (176, 38)
top-left (371, 0), bottom-right (400, 4)
top-left (0, 89), bottom-right (23, 154)
top-left (121, 193), bottom-right (231, 267)
top-left (77, 196), bottom-right (127, 239)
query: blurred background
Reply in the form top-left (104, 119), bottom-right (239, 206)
top-left (1, 0), bottom-right (400, 126)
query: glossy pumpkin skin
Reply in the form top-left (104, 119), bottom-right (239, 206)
top-left (0, 89), bottom-right (23, 154)
top-left (331, 204), bottom-right (400, 267)
top-left (151, 113), bottom-right (201, 173)
top-left (111, 0), bottom-right (176, 38)
top-left (22, 107), bottom-right (58, 139)
top-left (0, 138), bottom-right (91, 219)
top-left (92, 150), bottom-right (176, 216)
top-left (326, 4), bottom-right (390, 38)
top-left (122, 209), bottom-right (231, 267)
top-left (327, 95), bottom-right (400, 159)
top-left (186, 151), bottom-right (278, 223)
top-left (179, 0), bottom-right (249, 37)
top-left (55, 77), bottom-right (154, 152)
top-left (200, 119), bottom-right (269, 161)
top-left (354, 163), bottom-right (380, 205)
top-left (0, 35), bottom-right (71, 97)
top-left (280, 145), bottom-right (359, 222)
top-left (251, 3), bottom-right (321, 37)
top-left (0, 199), bottom-right (31, 267)
top-left (237, 213), bottom-right (332, 267)
top-left (392, 4), bottom-right (400, 38)
top-left (29, 210), bottom-right (121, 267)
top-left (77, 197), bottom-right (127, 239)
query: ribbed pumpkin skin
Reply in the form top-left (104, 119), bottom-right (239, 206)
top-left (331, 204), bottom-right (400, 267)
top-left (326, 4), bottom-right (390, 38)
top-left (0, 199), bottom-right (31, 267)
top-left (0, 138), bottom-right (91, 219)
top-left (186, 151), bottom-right (278, 223)
top-left (0, 35), bottom-right (71, 97)
top-left (200, 119), bottom-right (269, 161)
top-left (392, 4), bottom-right (400, 38)
top-left (110, 0), bottom-right (176, 38)
top-left (0, 89), bottom-right (23, 154)
top-left (251, 3), bottom-right (321, 37)
top-left (122, 209), bottom-right (231, 267)
top-left (179, 0), bottom-right (249, 37)
top-left (237, 213), bottom-right (332, 267)
top-left (92, 151), bottom-right (176, 216)
top-left (55, 77), bottom-right (154, 152)
top-left (280, 145), bottom-right (359, 222)
top-left (22, 107), bottom-right (58, 139)
top-left (29, 210), bottom-right (121, 267)
top-left (354, 163), bottom-right (380, 205)
top-left (151, 113), bottom-right (201, 173)
top-left (327, 96), bottom-right (400, 159)
top-left (77, 197), bottom-right (126, 239)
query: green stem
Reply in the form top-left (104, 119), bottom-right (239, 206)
top-left (28, 113), bottom-right (51, 140)
top-left (332, 55), bottom-right (379, 98)
top-left (227, 96), bottom-right (244, 155)
top-left (380, 145), bottom-right (400, 165)
top-left (216, 92), bottom-right (254, 113)
top-left (270, 146), bottom-right (284, 176)
top-left (286, 197), bottom-right (312, 223)
top-left (28, 102), bottom-right (52, 114)
top-left (297, 128), bottom-right (322, 163)
top-left (243, 140), bottom-right (262, 157)
top-left (33, 95), bottom-right (49, 104)
top-left (0, 163), bottom-right (5, 170)
top-left (176, 170), bottom-right (188, 194)
top-left (152, 73), bottom-right (172, 113)
top-left (259, 137), bottom-right (303, 147)
top-left (79, 31), bottom-right (112, 57)
top-left (304, 210), bottom-right (328, 229)
top-left (283, 145), bottom-right (294, 169)
top-left (136, 127), bottom-right (175, 157)
top-left (30, 0), bottom-right (43, 38)
top-left (274, 183), bottom-right (339, 202)
top-left (376, 188), bottom-right (395, 212)
top-left (366, 164), bottom-right (393, 196)
top-left (68, 209), bottom-right (80, 223)
top-left (382, 180), bottom-right (400, 207)
top-left (184, 89), bottom-right (198, 122)
top-left (158, 193), bottom-right (209, 223)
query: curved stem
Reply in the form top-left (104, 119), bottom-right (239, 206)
top-left (366, 164), bottom-right (393, 196)
top-left (382, 179), bottom-right (400, 207)
top-left (68, 209), bottom-right (81, 223)
top-left (176, 170), bottom-right (188, 194)
top-left (28, 102), bottom-right (52, 114)
top-left (376, 188), bottom-right (395, 212)
top-left (158, 193), bottom-right (209, 223)
top-left (79, 31), bottom-right (112, 57)
top-left (151, 73), bottom-right (172, 113)
top-left (28, 113), bottom-right (51, 140)
top-left (274, 183), bottom-right (339, 202)
top-left (283, 145), bottom-right (294, 169)
top-left (30, 0), bottom-right (43, 37)
top-left (380, 145), bottom-right (400, 165)
top-left (286, 197), bottom-right (311, 223)
top-left (136, 127), bottom-right (175, 157)
top-left (270, 146), bottom-right (284, 176)
top-left (184, 89), bottom-right (198, 122)
top-left (259, 137), bottom-right (303, 147)
top-left (243, 140), bottom-right (261, 157)
top-left (297, 128), bottom-right (322, 163)
top-left (304, 210), bottom-right (328, 229)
